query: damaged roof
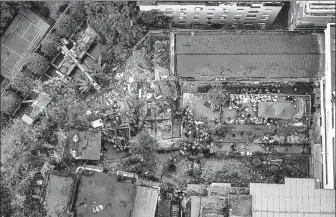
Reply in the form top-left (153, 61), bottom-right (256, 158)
top-left (175, 31), bottom-right (324, 80)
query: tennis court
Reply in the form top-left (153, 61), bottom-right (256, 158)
top-left (1, 11), bottom-right (49, 79)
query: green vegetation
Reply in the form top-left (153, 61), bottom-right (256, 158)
top-left (26, 53), bottom-right (49, 76)
top-left (11, 69), bottom-right (36, 95)
top-left (1, 91), bottom-right (21, 115)
top-left (54, 14), bottom-right (77, 38)
top-left (40, 33), bottom-right (60, 58)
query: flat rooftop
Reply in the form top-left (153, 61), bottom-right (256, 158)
top-left (43, 173), bottom-right (76, 217)
top-left (74, 172), bottom-right (136, 217)
top-left (174, 31), bottom-right (325, 80)
top-left (68, 130), bottom-right (102, 161)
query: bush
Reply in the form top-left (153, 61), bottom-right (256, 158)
top-left (68, 1), bottom-right (86, 24)
top-left (11, 70), bottom-right (35, 95)
top-left (0, 2), bottom-right (15, 37)
top-left (1, 91), bottom-right (21, 115)
top-left (41, 33), bottom-right (60, 57)
top-left (26, 53), bottom-right (49, 76)
top-left (54, 14), bottom-right (77, 38)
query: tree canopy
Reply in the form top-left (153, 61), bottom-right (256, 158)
top-left (54, 14), bottom-right (77, 38)
top-left (1, 91), bottom-right (21, 115)
top-left (40, 33), bottom-right (60, 58)
top-left (205, 87), bottom-right (229, 108)
top-left (11, 69), bottom-right (35, 95)
top-left (26, 53), bottom-right (49, 76)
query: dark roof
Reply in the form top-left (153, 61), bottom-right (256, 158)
top-left (258, 102), bottom-right (293, 119)
top-left (43, 173), bottom-right (76, 217)
top-left (74, 173), bottom-right (136, 217)
top-left (250, 178), bottom-right (336, 217)
top-left (68, 130), bottom-right (102, 160)
top-left (132, 186), bottom-right (159, 217)
top-left (175, 32), bottom-right (324, 80)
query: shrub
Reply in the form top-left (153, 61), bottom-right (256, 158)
top-left (1, 91), bottom-right (21, 115)
top-left (26, 53), bottom-right (49, 76)
top-left (68, 1), bottom-right (86, 24)
top-left (54, 14), bottom-right (77, 38)
top-left (41, 33), bottom-right (60, 57)
top-left (11, 70), bottom-right (35, 95)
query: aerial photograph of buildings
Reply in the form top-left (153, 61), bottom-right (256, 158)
top-left (0, 1), bottom-right (335, 217)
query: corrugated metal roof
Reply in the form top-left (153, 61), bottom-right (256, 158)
top-left (175, 32), bottom-right (325, 80)
top-left (132, 186), bottom-right (159, 217)
top-left (250, 178), bottom-right (336, 217)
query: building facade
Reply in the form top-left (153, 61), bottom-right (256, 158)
top-left (288, 1), bottom-right (335, 31)
top-left (320, 23), bottom-right (335, 190)
top-left (138, 1), bottom-right (283, 27)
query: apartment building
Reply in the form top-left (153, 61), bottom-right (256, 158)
top-left (138, 1), bottom-right (283, 27)
top-left (288, 1), bottom-right (336, 31)
top-left (320, 23), bottom-right (336, 190)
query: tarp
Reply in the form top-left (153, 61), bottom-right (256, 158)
top-left (258, 102), bottom-right (293, 119)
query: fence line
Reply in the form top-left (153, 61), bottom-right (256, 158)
top-left (1, 6), bottom-right (70, 97)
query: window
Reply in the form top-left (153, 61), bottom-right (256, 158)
top-left (258, 22), bottom-right (266, 25)
top-left (220, 15), bottom-right (227, 20)
top-left (223, 8), bottom-right (230, 13)
top-left (207, 21), bottom-right (212, 25)
top-left (237, 8), bottom-right (244, 11)
top-left (208, 8), bottom-right (215, 11)
top-left (180, 8), bottom-right (187, 11)
top-left (206, 17), bottom-right (213, 20)
top-left (179, 21), bottom-right (186, 24)
top-left (192, 21), bottom-right (200, 25)
top-left (246, 17), bottom-right (256, 20)
top-left (207, 13), bottom-right (214, 16)
top-left (165, 11), bottom-right (173, 14)
top-left (265, 8), bottom-right (272, 12)
top-left (179, 16), bottom-right (186, 20)
top-left (249, 11), bottom-right (259, 13)
top-left (251, 4), bottom-right (262, 8)
top-left (195, 7), bottom-right (203, 12)
top-left (247, 14), bottom-right (257, 17)
top-left (194, 16), bottom-right (199, 20)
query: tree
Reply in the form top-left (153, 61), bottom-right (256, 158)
top-left (54, 14), bottom-right (77, 38)
top-left (1, 91), bottom-right (21, 115)
top-left (68, 1), bottom-right (86, 24)
top-left (41, 33), bottom-right (60, 57)
top-left (85, 2), bottom-right (146, 68)
top-left (0, 2), bottom-right (15, 36)
top-left (139, 10), bottom-right (172, 29)
top-left (26, 53), bottom-right (49, 76)
top-left (11, 70), bottom-right (35, 95)
top-left (205, 87), bottom-right (229, 109)
top-left (130, 130), bottom-right (157, 155)
top-left (45, 1), bottom-right (68, 20)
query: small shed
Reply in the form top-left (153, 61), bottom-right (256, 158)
top-left (68, 130), bottom-right (102, 161)
top-left (258, 102), bottom-right (293, 119)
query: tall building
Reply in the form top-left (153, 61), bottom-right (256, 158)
top-left (288, 1), bottom-right (336, 31)
top-left (320, 23), bottom-right (336, 190)
top-left (138, 1), bottom-right (284, 28)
